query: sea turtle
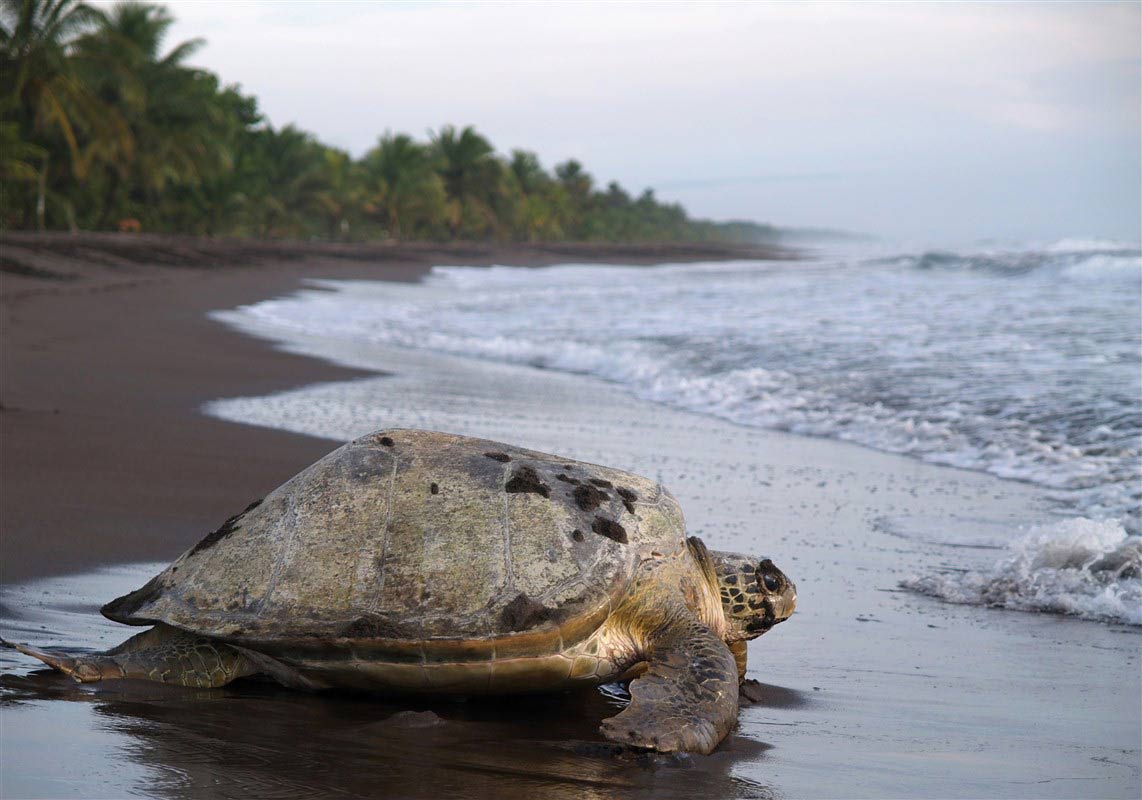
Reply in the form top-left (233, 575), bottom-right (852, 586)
top-left (5, 429), bottom-right (796, 754)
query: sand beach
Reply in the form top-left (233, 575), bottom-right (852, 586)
top-left (0, 234), bottom-right (1138, 799)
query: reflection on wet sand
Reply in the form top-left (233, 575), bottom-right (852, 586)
top-left (1, 670), bottom-right (787, 799)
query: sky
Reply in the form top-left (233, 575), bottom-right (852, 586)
top-left (153, 1), bottom-right (1139, 244)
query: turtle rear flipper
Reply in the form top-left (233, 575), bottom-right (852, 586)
top-left (599, 611), bottom-right (739, 755)
top-left (2, 623), bottom-right (255, 688)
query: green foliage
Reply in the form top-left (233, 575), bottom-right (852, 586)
top-left (0, 0), bottom-right (778, 242)
top-left (362, 132), bottom-right (444, 239)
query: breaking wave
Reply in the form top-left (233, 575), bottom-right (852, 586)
top-left (902, 519), bottom-right (1142, 625)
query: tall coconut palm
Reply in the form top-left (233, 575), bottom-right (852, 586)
top-left (164, 82), bottom-right (261, 236)
top-left (0, 0), bottom-right (105, 228)
top-left (313, 146), bottom-right (367, 240)
top-left (74, 1), bottom-right (222, 229)
top-left (362, 132), bottom-right (444, 239)
top-left (430, 124), bottom-right (503, 238)
top-left (0, 116), bottom-right (43, 181)
top-left (555, 159), bottom-right (592, 203)
top-left (504, 150), bottom-right (568, 242)
top-left (240, 124), bottom-right (329, 237)
top-left (554, 159), bottom-right (593, 239)
top-left (508, 149), bottom-right (548, 196)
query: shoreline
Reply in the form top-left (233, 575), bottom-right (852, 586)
top-left (0, 233), bottom-right (788, 583)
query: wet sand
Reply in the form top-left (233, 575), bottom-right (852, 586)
top-left (1, 234), bottom-right (1139, 799)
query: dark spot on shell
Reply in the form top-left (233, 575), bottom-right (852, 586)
top-left (556, 473), bottom-right (580, 484)
top-left (571, 529), bottom-right (585, 542)
top-left (341, 615), bottom-right (415, 639)
top-left (485, 451), bottom-right (511, 463)
top-left (505, 466), bottom-right (550, 498)
top-left (732, 604), bottom-right (746, 614)
top-left (430, 482), bottom-right (439, 495)
top-left (379, 436), bottom-right (394, 447)
top-left (589, 478), bottom-right (613, 488)
top-left (573, 483), bottom-right (608, 511)
top-left (616, 486), bottom-right (638, 513)
top-left (187, 499), bottom-right (262, 557)
top-left (592, 516), bottom-right (627, 544)
top-left (724, 574), bottom-right (738, 586)
top-left (501, 593), bottom-right (552, 631)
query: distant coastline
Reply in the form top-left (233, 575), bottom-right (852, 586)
top-left (0, 230), bottom-right (793, 293)
top-left (3, 3), bottom-right (787, 244)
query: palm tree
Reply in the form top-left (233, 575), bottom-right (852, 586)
top-left (0, 115), bottom-right (43, 181)
top-left (0, 0), bottom-right (104, 228)
top-left (508, 149), bottom-right (548, 195)
top-left (362, 132), bottom-right (444, 239)
top-left (313, 146), bottom-right (365, 240)
top-left (555, 159), bottom-right (592, 202)
top-left (74, 1), bottom-right (222, 229)
top-left (241, 124), bottom-right (329, 237)
top-left (503, 150), bottom-right (570, 242)
top-left (430, 124), bottom-right (502, 238)
top-left (554, 159), bottom-right (593, 239)
top-left (167, 82), bottom-right (261, 235)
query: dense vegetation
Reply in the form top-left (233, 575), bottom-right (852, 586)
top-left (0, 0), bottom-right (779, 243)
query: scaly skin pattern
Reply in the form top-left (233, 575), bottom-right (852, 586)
top-left (600, 612), bottom-right (739, 754)
top-left (594, 541), bottom-right (742, 754)
top-left (4, 624), bottom-right (254, 688)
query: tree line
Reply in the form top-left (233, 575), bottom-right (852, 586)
top-left (0, 0), bottom-right (778, 243)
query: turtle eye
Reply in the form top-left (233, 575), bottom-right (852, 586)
top-left (761, 572), bottom-right (780, 593)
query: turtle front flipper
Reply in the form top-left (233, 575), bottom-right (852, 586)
top-left (2, 623), bottom-right (256, 688)
top-left (599, 614), bottom-right (739, 755)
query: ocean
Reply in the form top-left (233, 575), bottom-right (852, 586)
top-left (209, 238), bottom-right (1141, 625)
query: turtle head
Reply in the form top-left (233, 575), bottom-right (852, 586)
top-left (708, 549), bottom-right (797, 641)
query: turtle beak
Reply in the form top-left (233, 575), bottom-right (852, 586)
top-left (774, 581), bottom-right (797, 622)
top-left (747, 580), bottom-right (797, 635)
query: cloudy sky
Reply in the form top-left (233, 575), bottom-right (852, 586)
top-left (155, 1), bottom-right (1139, 244)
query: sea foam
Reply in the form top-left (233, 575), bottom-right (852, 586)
top-left (902, 519), bottom-right (1142, 625)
